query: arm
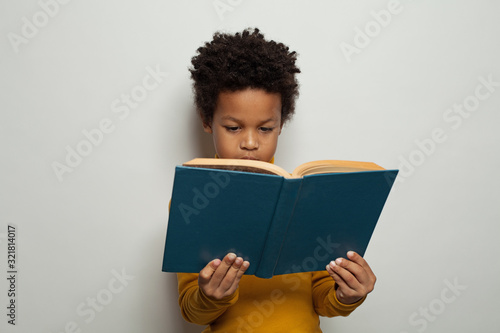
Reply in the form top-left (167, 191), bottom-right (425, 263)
top-left (177, 253), bottom-right (249, 325)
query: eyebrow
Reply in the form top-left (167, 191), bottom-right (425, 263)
top-left (220, 116), bottom-right (240, 122)
top-left (220, 116), bottom-right (279, 124)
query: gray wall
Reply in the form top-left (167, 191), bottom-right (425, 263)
top-left (1, 0), bottom-right (499, 332)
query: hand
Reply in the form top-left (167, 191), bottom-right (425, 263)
top-left (326, 251), bottom-right (376, 304)
top-left (198, 253), bottom-right (250, 300)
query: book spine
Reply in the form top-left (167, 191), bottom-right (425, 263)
top-left (255, 179), bottom-right (302, 278)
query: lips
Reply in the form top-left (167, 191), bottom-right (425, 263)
top-left (241, 156), bottom-right (259, 160)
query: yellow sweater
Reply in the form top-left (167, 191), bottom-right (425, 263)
top-left (177, 271), bottom-right (365, 332)
top-left (175, 156), bottom-right (365, 332)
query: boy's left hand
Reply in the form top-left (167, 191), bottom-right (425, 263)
top-left (325, 251), bottom-right (376, 305)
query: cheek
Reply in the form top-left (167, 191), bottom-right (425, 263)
top-left (213, 131), bottom-right (237, 151)
top-left (266, 132), bottom-right (280, 145)
top-left (262, 134), bottom-right (280, 152)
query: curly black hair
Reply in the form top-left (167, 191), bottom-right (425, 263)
top-left (190, 28), bottom-right (300, 125)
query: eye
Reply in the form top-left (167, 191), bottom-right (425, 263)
top-left (259, 127), bottom-right (274, 133)
top-left (224, 126), bottom-right (240, 132)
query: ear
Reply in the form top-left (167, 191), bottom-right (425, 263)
top-left (202, 121), bottom-right (213, 134)
top-left (278, 121), bottom-right (284, 135)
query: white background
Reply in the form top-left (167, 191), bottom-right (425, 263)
top-left (1, 0), bottom-right (499, 332)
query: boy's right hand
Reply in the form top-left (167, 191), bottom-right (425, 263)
top-left (198, 253), bottom-right (250, 300)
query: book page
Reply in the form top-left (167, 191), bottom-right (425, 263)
top-left (292, 160), bottom-right (385, 178)
top-left (183, 158), bottom-right (292, 178)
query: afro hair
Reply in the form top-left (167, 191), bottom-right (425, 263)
top-left (189, 28), bottom-right (300, 126)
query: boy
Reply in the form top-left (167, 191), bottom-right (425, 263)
top-left (177, 28), bottom-right (376, 332)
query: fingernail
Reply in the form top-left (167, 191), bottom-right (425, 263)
top-left (228, 253), bottom-right (236, 260)
top-left (335, 258), bottom-right (342, 265)
top-left (347, 251), bottom-right (355, 257)
top-left (329, 261), bottom-right (336, 268)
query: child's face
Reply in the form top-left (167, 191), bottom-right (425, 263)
top-left (203, 88), bottom-right (282, 162)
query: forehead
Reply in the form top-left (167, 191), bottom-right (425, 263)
top-left (214, 88), bottom-right (282, 121)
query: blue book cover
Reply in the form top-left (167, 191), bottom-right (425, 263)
top-left (162, 160), bottom-right (398, 279)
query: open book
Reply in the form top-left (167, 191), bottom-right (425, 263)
top-left (162, 158), bottom-right (398, 278)
top-left (183, 158), bottom-right (385, 178)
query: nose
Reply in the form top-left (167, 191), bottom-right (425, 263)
top-left (240, 130), bottom-right (258, 150)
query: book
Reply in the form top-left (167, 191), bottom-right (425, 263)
top-left (162, 158), bottom-right (398, 279)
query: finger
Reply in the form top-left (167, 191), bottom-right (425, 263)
top-left (326, 262), bottom-right (355, 293)
top-left (347, 251), bottom-right (376, 280)
top-left (199, 259), bottom-right (221, 281)
top-left (330, 258), bottom-right (364, 293)
top-left (218, 256), bottom-right (245, 292)
top-left (327, 262), bottom-right (368, 304)
top-left (333, 256), bottom-right (371, 286)
top-left (329, 254), bottom-right (376, 296)
top-left (341, 252), bottom-right (376, 288)
top-left (209, 253), bottom-right (237, 289)
top-left (228, 260), bottom-right (250, 292)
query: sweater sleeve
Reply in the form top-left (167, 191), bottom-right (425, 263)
top-left (177, 273), bottom-right (239, 325)
top-left (311, 271), bottom-right (366, 317)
